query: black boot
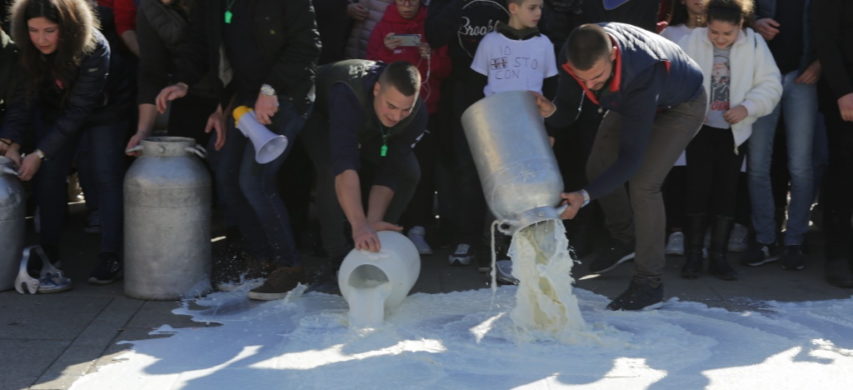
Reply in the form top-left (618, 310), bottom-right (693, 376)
top-left (681, 214), bottom-right (707, 279)
top-left (708, 216), bottom-right (737, 281)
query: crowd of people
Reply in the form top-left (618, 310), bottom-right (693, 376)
top-left (0, 0), bottom-right (851, 310)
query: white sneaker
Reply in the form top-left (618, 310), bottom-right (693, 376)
top-left (665, 231), bottom-right (684, 256)
top-left (448, 243), bottom-right (473, 266)
top-left (406, 226), bottom-right (433, 255)
top-left (727, 223), bottom-right (749, 252)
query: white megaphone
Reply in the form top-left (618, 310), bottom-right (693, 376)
top-left (232, 106), bottom-right (288, 164)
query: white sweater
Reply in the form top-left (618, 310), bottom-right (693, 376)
top-left (678, 27), bottom-right (782, 148)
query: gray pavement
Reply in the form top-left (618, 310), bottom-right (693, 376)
top-left (1, 203), bottom-right (851, 390)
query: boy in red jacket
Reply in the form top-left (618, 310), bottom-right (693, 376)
top-left (367, 0), bottom-right (451, 256)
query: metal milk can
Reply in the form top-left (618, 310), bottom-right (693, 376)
top-left (0, 157), bottom-right (25, 291)
top-left (461, 91), bottom-right (565, 233)
top-left (124, 137), bottom-right (211, 299)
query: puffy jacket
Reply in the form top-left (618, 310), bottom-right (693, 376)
top-left (679, 27), bottom-right (783, 148)
top-left (346, 0), bottom-right (393, 59)
top-left (366, 3), bottom-right (452, 114)
top-left (2, 30), bottom-right (112, 157)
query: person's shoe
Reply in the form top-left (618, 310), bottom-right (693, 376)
top-left (727, 223), bottom-right (749, 252)
top-left (248, 266), bottom-right (306, 301)
top-left (665, 231), bottom-right (684, 256)
top-left (589, 239), bottom-right (635, 274)
top-left (448, 243), bottom-right (474, 266)
top-left (406, 226), bottom-right (433, 255)
top-left (84, 210), bottom-right (101, 234)
top-left (741, 241), bottom-right (780, 267)
top-left (779, 245), bottom-right (806, 271)
top-left (825, 259), bottom-right (853, 288)
top-left (680, 249), bottom-right (703, 280)
top-left (606, 281), bottom-right (664, 311)
top-left (495, 260), bottom-right (519, 285)
top-left (37, 271), bottom-right (72, 294)
top-left (88, 252), bottom-right (122, 285)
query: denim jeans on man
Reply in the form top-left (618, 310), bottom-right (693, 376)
top-left (208, 98), bottom-right (305, 266)
top-left (747, 70), bottom-right (817, 246)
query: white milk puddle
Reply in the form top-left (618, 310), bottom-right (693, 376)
top-left (70, 284), bottom-right (853, 390)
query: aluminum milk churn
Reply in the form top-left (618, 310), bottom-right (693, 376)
top-left (461, 91), bottom-right (565, 232)
top-left (0, 157), bottom-right (25, 291)
top-left (124, 137), bottom-right (211, 299)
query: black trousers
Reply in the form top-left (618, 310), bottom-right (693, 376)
top-left (685, 125), bottom-right (745, 219)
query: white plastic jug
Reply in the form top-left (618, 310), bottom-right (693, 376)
top-left (337, 231), bottom-right (421, 328)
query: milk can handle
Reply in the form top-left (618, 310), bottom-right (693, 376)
top-left (126, 145), bottom-right (143, 154)
top-left (2, 167), bottom-right (20, 176)
top-left (185, 145), bottom-right (207, 159)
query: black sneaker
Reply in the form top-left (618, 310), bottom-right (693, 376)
top-left (495, 259), bottom-right (519, 285)
top-left (449, 243), bottom-right (475, 267)
top-left (779, 245), bottom-right (806, 271)
top-left (607, 281), bottom-right (664, 311)
top-left (589, 239), bottom-right (635, 274)
top-left (88, 252), bottom-right (122, 285)
top-left (248, 266), bottom-right (306, 301)
top-left (741, 241), bottom-right (780, 267)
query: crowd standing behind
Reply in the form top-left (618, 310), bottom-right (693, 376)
top-left (0, 0), bottom-right (851, 307)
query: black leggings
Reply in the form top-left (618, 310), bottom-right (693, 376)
top-left (685, 125), bottom-right (745, 218)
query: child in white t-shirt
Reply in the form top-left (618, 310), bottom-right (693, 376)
top-left (470, 0), bottom-right (557, 96)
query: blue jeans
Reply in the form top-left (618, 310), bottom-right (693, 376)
top-left (209, 99), bottom-right (305, 266)
top-left (747, 71), bottom-right (817, 246)
top-left (33, 114), bottom-right (126, 256)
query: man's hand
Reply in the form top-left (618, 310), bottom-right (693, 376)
top-left (18, 153), bottom-right (43, 181)
top-left (205, 105), bottom-right (227, 151)
top-left (352, 220), bottom-right (403, 252)
top-left (754, 18), bottom-right (780, 41)
top-left (4, 144), bottom-right (21, 166)
top-left (155, 83), bottom-right (188, 113)
top-left (724, 105), bottom-right (749, 124)
top-left (347, 2), bottom-right (368, 21)
top-left (838, 93), bottom-right (853, 122)
top-left (559, 191), bottom-right (584, 220)
top-left (254, 93), bottom-right (278, 125)
top-left (530, 91), bottom-right (557, 118)
top-left (795, 60), bottom-right (821, 85)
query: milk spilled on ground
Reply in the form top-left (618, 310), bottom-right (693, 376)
top-left (507, 219), bottom-right (585, 341)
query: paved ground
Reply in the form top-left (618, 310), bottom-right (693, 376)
top-left (1, 203), bottom-right (851, 390)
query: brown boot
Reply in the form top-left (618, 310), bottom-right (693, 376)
top-left (248, 266), bottom-right (306, 301)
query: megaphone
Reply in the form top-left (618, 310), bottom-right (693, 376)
top-left (232, 106), bottom-right (289, 164)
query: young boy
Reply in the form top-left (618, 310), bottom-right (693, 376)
top-left (470, 0), bottom-right (557, 96)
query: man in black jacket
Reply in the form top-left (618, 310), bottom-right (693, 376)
top-left (534, 23), bottom-right (706, 310)
top-left (303, 60), bottom-right (426, 284)
top-left (813, 0), bottom-right (853, 288)
top-left (156, 0), bottom-right (321, 300)
top-left (0, 27), bottom-right (17, 133)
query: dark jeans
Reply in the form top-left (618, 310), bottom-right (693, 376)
top-left (208, 98), bottom-right (304, 266)
top-left (439, 76), bottom-right (487, 245)
top-left (819, 90), bottom-right (853, 259)
top-left (685, 125), bottom-right (745, 219)
top-left (400, 113), bottom-right (439, 229)
top-left (34, 114), bottom-right (126, 257)
top-left (303, 115), bottom-right (420, 260)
